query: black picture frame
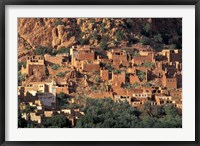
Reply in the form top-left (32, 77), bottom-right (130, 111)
top-left (0, 0), bottom-right (199, 146)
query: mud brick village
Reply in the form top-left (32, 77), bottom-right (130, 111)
top-left (18, 18), bottom-right (182, 128)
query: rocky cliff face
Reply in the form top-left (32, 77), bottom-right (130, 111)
top-left (18, 18), bottom-right (182, 56)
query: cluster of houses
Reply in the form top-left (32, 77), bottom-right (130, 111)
top-left (18, 44), bottom-right (182, 127)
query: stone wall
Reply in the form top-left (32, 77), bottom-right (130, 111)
top-left (130, 74), bottom-right (140, 84)
top-left (162, 74), bottom-right (177, 89)
top-left (82, 63), bottom-right (100, 72)
top-left (100, 69), bottom-right (109, 81)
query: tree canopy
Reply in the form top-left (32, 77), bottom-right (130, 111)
top-left (34, 46), bottom-right (53, 56)
top-left (76, 98), bottom-right (182, 128)
top-left (44, 114), bottom-right (72, 128)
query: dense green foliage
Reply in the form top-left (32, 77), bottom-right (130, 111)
top-left (21, 104), bottom-right (36, 114)
top-left (44, 114), bottom-right (72, 128)
top-left (18, 114), bottom-right (72, 128)
top-left (104, 63), bottom-right (112, 72)
top-left (142, 82), bottom-right (152, 87)
top-left (51, 64), bottom-right (60, 70)
top-left (94, 75), bottom-right (101, 85)
top-left (140, 37), bottom-right (151, 45)
top-left (56, 72), bottom-right (65, 77)
top-left (113, 69), bottom-right (121, 74)
top-left (76, 98), bottom-right (182, 128)
top-left (18, 71), bottom-right (26, 86)
top-left (130, 50), bottom-right (139, 58)
top-left (140, 21), bottom-right (182, 50)
top-left (35, 46), bottom-right (53, 55)
top-left (138, 62), bottom-right (155, 69)
top-left (123, 82), bottom-right (140, 89)
top-left (54, 19), bottom-right (64, 27)
top-left (18, 109), bottom-right (27, 128)
top-left (53, 47), bottom-right (70, 55)
top-left (133, 82), bottom-right (140, 88)
top-left (123, 83), bottom-right (133, 89)
top-left (77, 37), bottom-right (88, 46)
top-left (90, 31), bottom-right (98, 40)
top-left (18, 98), bottom-right (181, 128)
top-left (57, 92), bottom-right (70, 108)
top-left (91, 86), bottom-right (97, 91)
top-left (18, 105), bottom-right (36, 128)
top-left (136, 70), bottom-right (146, 81)
top-left (100, 39), bottom-right (108, 50)
top-left (18, 62), bottom-right (26, 71)
top-left (115, 30), bottom-right (125, 41)
top-left (95, 50), bottom-right (107, 58)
